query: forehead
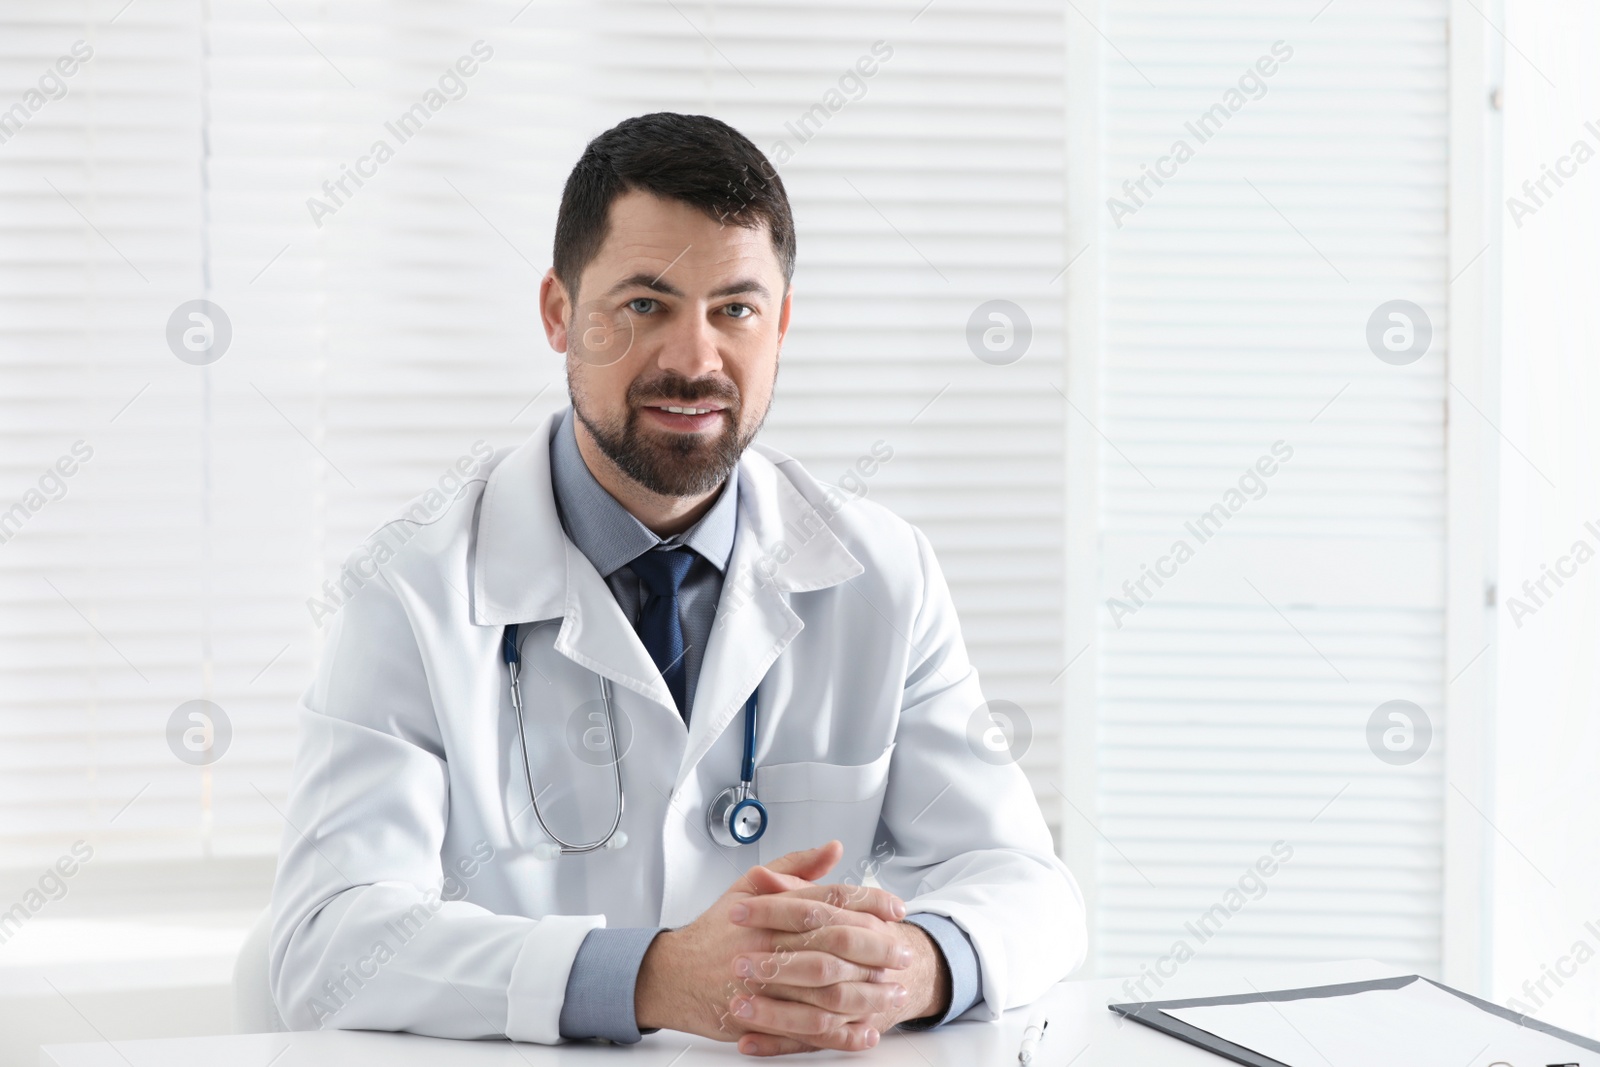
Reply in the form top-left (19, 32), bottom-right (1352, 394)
top-left (584, 188), bottom-right (782, 290)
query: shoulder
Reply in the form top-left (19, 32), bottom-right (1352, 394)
top-left (323, 440), bottom-right (502, 601)
top-left (746, 437), bottom-right (935, 590)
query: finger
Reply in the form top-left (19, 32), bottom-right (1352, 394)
top-left (734, 950), bottom-right (887, 988)
top-left (731, 895), bottom-right (884, 936)
top-left (729, 863), bottom-right (811, 902)
top-left (729, 995), bottom-right (882, 1052)
top-left (743, 865), bottom-right (810, 896)
top-left (756, 840), bottom-right (842, 883)
top-left (770, 925), bottom-right (913, 971)
top-left (764, 882), bottom-right (908, 922)
top-left (760, 980), bottom-right (910, 1019)
top-left (736, 1033), bottom-right (820, 1057)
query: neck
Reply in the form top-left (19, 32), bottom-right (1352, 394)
top-left (573, 416), bottom-right (722, 538)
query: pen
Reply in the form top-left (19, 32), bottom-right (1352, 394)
top-left (1018, 1014), bottom-right (1049, 1065)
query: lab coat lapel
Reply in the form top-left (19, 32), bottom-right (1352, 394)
top-left (675, 445), bottom-right (865, 789)
top-left (474, 416), bottom-right (868, 764)
top-left (472, 411), bottom-right (567, 627)
top-left (472, 410), bottom-right (676, 714)
top-left (555, 538), bottom-right (677, 710)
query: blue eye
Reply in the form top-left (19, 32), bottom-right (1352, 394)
top-left (627, 297), bottom-right (658, 315)
top-left (724, 304), bottom-right (753, 319)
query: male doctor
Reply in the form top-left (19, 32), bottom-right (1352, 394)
top-left (269, 112), bottom-right (1085, 1057)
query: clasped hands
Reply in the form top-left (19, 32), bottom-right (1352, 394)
top-left (635, 840), bottom-right (950, 1057)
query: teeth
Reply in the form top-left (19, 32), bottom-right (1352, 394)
top-left (662, 405), bottom-right (714, 415)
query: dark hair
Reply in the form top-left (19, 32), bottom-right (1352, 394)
top-left (552, 112), bottom-right (795, 302)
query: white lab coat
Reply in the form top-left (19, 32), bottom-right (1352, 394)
top-left (269, 408), bottom-right (1086, 1043)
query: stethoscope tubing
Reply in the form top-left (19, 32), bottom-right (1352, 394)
top-left (506, 622), bottom-right (626, 855)
top-left (502, 621), bottom-right (760, 856)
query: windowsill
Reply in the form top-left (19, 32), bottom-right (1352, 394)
top-left (0, 913), bottom-right (256, 996)
top-left (0, 856), bottom-right (273, 997)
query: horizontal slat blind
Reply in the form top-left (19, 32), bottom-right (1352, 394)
top-left (586, 0), bottom-right (1072, 832)
top-left (0, 0), bottom-right (591, 865)
top-left (0, 1), bottom-right (208, 865)
top-left (1093, 0), bottom-right (1450, 977)
top-left (4, 0), bottom-right (1073, 867)
top-left (198, 0), bottom-right (586, 856)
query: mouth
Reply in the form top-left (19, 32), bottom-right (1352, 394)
top-left (639, 401), bottom-right (729, 433)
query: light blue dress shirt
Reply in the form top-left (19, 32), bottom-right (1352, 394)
top-left (545, 406), bottom-right (982, 1041)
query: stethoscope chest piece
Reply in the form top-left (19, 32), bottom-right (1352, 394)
top-left (708, 783), bottom-right (768, 847)
top-left (705, 688), bottom-right (768, 848)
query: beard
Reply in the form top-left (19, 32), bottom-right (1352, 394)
top-left (571, 368), bottom-right (771, 497)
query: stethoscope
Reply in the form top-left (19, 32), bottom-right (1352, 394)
top-left (502, 622), bottom-right (768, 858)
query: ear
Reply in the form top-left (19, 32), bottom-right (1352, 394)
top-left (775, 283), bottom-right (793, 358)
top-left (539, 269), bottom-right (571, 353)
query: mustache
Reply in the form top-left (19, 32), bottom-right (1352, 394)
top-left (627, 374), bottom-right (739, 407)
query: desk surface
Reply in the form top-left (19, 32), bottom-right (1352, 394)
top-left (41, 959), bottom-right (1405, 1067)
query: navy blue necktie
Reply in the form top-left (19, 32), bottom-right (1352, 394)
top-left (627, 546), bottom-right (695, 720)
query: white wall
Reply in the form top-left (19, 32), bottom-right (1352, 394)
top-left (1489, 0), bottom-right (1600, 1036)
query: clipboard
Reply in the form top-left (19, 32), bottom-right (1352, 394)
top-left (1108, 974), bottom-right (1600, 1067)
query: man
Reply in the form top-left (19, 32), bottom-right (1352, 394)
top-left (270, 112), bottom-right (1085, 1057)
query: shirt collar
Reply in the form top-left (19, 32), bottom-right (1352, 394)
top-left (548, 404), bottom-right (738, 578)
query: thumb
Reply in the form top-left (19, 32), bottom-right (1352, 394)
top-left (760, 840), bottom-right (842, 883)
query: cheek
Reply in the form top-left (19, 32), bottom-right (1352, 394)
top-left (569, 361), bottom-right (629, 418)
top-left (599, 361), bottom-right (637, 392)
top-left (734, 352), bottom-right (779, 414)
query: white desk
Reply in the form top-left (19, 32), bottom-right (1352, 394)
top-left (41, 959), bottom-right (1405, 1067)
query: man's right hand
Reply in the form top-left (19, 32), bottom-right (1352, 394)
top-left (635, 841), bottom-right (910, 1053)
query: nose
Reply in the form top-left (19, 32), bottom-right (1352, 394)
top-left (652, 304), bottom-right (723, 381)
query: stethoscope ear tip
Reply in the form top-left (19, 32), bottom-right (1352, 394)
top-left (532, 832), bottom-right (627, 860)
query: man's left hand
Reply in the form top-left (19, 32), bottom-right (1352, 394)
top-left (726, 857), bottom-right (952, 1057)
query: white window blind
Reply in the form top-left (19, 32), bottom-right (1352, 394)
top-left (0, 1), bottom-right (208, 867)
top-left (4, 0), bottom-right (1076, 867)
top-left (584, 0), bottom-right (1074, 831)
top-left (7, 4), bottom-right (1462, 993)
top-left (189, 0), bottom-right (592, 858)
top-left (1, 1), bottom-right (593, 866)
top-left (1084, 0), bottom-right (1451, 978)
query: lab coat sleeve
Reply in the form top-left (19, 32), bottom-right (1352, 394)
top-left (873, 524), bottom-right (1088, 1019)
top-left (267, 567), bottom-right (604, 1043)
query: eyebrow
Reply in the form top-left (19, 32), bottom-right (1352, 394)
top-left (602, 273), bottom-right (771, 301)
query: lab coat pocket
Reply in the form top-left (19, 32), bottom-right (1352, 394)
top-left (754, 744), bottom-right (895, 875)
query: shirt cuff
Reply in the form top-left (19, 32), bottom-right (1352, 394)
top-left (898, 913), bottom-right (984, 1030)
top-left (557, 926), bottom-right (663, 1043)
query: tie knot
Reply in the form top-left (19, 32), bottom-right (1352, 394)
top-left (628, 546), bottom-right (695, 599)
